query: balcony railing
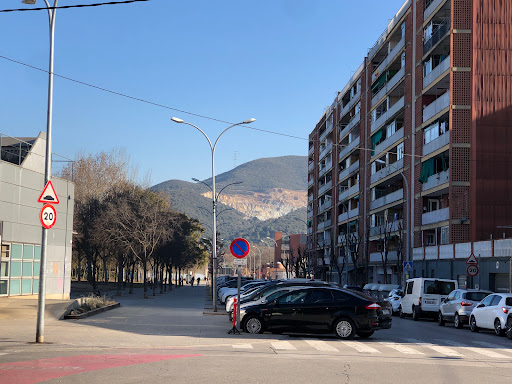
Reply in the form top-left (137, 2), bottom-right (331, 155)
top-left (308, 161), bottom-right (314, 172)
top-left (370, 219), bottom-right (403, 237)
top-left (338, 207), bottom-right (359, 223)
top-left (371, 158), bottom-right (404, 185)
top-left (318, 143), bottom-right (332, 161)
top-left (370, 188), bottom-right (403, 211)
top-left (318, 200), bottom-right (332, 213)
top-left (338, 232), bottom-right (358, 245)
top-left (308, 178), bottom-right (314, 187)
top-left (424, 17), bottom-right (450, 53)
top-left (318, 180), bottom-right (333, 196)
top-left (423, 131), bottom-right (450, 156)
top-left (339, 160), bottom-right (359, 182)
top-left (318, 159), bottom-right (332, 178)
top-left (423, 91), bottom-right (450, 123)
top-left (422, 207), bottom-right (449, 226)
top-left (422, 169), bottom-right (449, 192)
top-left (318, 219), bottom-right (332, 230)
top-left (308, 194), bottom-right (313, 203)
top-left (424, 0), bottom-right (447, 20)
top-left (371, 96), bottom-right (405, 133)
top-left (373, 127), bottom-right (404, 158)
top-left (340, 90), bottom-right (361, 120)
top-left (308, 146), bottom-right (314, 156)
top-left (370, 251), bottom-right (398, 262)
top-left (307, 227), bottom-right (313, 235)
top-left (339, 113), bottom-right (361, 141)
top-left (423, 55), bottom-right (450, 90)
top-left (320, 121), bottom-right (333, 143)
top-left (339, 136), bottom-right (360, 161)
top-left (372, 37), bottom-right (405, 82)
top-left (307, 210), bottom-right (313, 219)
top-left (372, 67), bottom-right (406, 107)
top-left (339, 183), bottom-right (359, 202)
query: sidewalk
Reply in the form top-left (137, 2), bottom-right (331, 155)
top-left (0, 283), bottom-right (243, 350)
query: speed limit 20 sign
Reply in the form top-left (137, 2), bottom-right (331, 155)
top-left (40, 204), bottom-right (57, 229)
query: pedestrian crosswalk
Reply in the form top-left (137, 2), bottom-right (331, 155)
top-left (230, 337), bottom-right (512, 361)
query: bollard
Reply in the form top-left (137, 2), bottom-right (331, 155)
top-left (228, 298), bottom-right (241, 334)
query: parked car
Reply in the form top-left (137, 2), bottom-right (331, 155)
top-left (363, 284), bottom-right (402, 301)
top-left (438, 289), bottom-right (492, 328)
top-left (469, 293), bottom-right (512, 336)
top-left (219, 281), bottom-right (267, 304)
top-left (385, 288), bottom-right (404, 315)
top-left (240, 287), bottom-right (392, 339)
top-left (226, 282), bottom-right (273, 314)
top-left (343, 285), bottom-right (364, 292)
top-left (506, 311), bottom-right (512, 340)
top-left (400, 278), bottom-right (458, 320)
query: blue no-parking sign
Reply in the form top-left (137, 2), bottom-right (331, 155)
top-left (230, 238), bottom-right (250, 259)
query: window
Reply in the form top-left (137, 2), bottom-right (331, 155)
top-left (401, 52), bottom-right (406, 68)
top-left (480, 295), bottom-right (494, 307)
top-left (454, 291), bottom-right (461, 300)
top-left (490, 295), bottom-right (502, 306)
top-left (428, 199), bottom-right (439, 212)
top-left (406, 281), bottom-right (414, 295)
top-left (307, 289), bottom-right (334, 304)
top-left (440, 226), bottom-right (449, 245)
top-left (1, 244), bottom-right (10, 259)
top-left (466, 292), bottom-right (489, 301)
top-left (424, 280), bottom-right (455, 295)
top-left (397, 142), bottom-right (405, 160)
top-left (426, 233), bottom-right (436, 246)
top-left (401, 21), bottom-right (405, 38)
top-left (333, 290), bottom-right (351, 301)
top-left (277, 290), bottom-right (308, 305)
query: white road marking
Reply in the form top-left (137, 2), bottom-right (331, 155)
top-left (403, 338), bottom-right (463, 357)
top-left (471, 341), bottom-right (512, 355)
top-left (438, 339), bottom-right (512, 359)
top-left (379, 341), bottom-right (424, 355)
top-left (302, 339), bottom-right (339, 352)
top-left (340, 341), bottom-right (381, 354)
top-left (271, 341), bottom-right (296, 350)
top-left (0, 353), bottom-right (7, 356)
top-left (232, 344), bottom-right (253, 349)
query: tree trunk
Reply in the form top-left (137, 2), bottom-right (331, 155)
top-left (143, 256), bottom-right (148, 299)
top-left (103, 252), bottom-right (108, 283)
top-left (160, 266), bottom-right (164, 294)
top-left (152, 262), bottom-right (157, 296)
top-left (129, 261), bottom-right (135, 294)
top-left (116, 253), bottom-right (124, 296)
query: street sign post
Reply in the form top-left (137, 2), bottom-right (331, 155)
top-left (403, 261), bottom-right (413, 271)
top-left (466, 253), bottom-right (478, 265)
top-left (467, 264), bottom-right (479, 277)
top-left (230, 238), bottom-right (250, 258)
top-left (228, 238), bottom-right (250, 334)
top-left (233, 259), bottom-right (247, 266)
top-left (40, 204), bottom-right (57, 229)
top-left (38, 180), bottom-right (59, 205)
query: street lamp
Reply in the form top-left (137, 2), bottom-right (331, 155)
top-left (252, 244), bottom-right (262, 279)
top-left (375, 159), bottom-right (410, 286)
top-left (171, 117), bottom-right (255, 311)
top-left (263, 237), bottom-right (278, 279)
top-left (22, 0), bottom-right (58, 344)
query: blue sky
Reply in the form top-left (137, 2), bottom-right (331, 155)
top-left (1, 0), bottom-right (407, 185)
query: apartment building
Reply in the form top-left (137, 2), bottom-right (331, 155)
top-left (307, 0), bottom-right (512, 291)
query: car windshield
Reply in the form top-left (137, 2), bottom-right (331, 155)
top-left (424, 280), bottom-right (455, 295)
top-left (506, 298), bottom-right (512, 306)
top-left (465, 292), bottom-right (490, 301)
top-left (276, 290), bottom-right (308, 304)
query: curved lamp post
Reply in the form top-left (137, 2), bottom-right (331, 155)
top-left (171, 117), bottom-right (255, 311)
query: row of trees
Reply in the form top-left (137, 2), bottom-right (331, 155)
top-left (62, 150), bottom-right (207, 298)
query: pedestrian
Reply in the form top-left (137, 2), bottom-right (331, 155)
top-left (191, 277), bottom-right (194, 287)
top-left (197, 277), bottom-right (200, 286)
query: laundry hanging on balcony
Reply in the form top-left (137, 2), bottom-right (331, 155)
top-left (419, 158), bottom-right (435, 183)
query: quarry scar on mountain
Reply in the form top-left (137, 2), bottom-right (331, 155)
top-left (202, 188), bottom-right (307, 221)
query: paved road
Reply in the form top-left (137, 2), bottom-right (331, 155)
top-left (1, 284), bottom-right (512, 383)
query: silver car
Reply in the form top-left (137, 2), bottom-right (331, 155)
top-left (438, 289), bottom-right (492, 328)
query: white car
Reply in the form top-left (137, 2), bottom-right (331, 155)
top-left (226, 285), bottom-right (265, 313)
top-left (385, 288), bottom-right (404, 314)
top-left (470, 293), bottom-right (512, 336)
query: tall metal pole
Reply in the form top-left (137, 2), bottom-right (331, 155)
top-left (402, 173), bottom-right (410, 287)
top-left (36, 0), bottom-right (58, 344)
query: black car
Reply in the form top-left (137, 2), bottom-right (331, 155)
top-left (240, 286), bottom-right (392, 339)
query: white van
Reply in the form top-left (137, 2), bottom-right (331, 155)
top-left (400, 278), bottom-right (457, 320)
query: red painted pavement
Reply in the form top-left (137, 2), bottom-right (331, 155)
top-left (0, 354), bottom-right (202, 384)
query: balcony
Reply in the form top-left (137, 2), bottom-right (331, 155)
top-left (371, 158), bottom-right (404, 185)
top-left (317, 238), bottom-right (331, 248)
top-left (422, 169), bottom-right (449, 192)
top-left (370, 219), bottom-right (403, 237)
top-left (307, 227), bottom-right (313, 235)
top-left (371, 96), bottom-right (405, 133)
top-left (308, 161), bottom-right (314, 172)
top-left (423, 92), bottom-right (450, 123)
top-left (423, 56), bottom-right (450, 90)
top-left (339, 160), bottom-right (359, 182)
top-left (307, 210), bottom-right (313, 219)
top-left (318, 219), bottom-right (332, 230)
top-left (318, 180), bottom-right (333, 196)
top-left (339, 183), bottom-right (359, 201)
top-left (308, 178), bottom-right (314, 188)
top-left (308, 146), bottom-right (314, 156)
top-left (320, 121), bottom-right (333, 143)
top-left (372, 67), bottom-right (405, 107)
top-left (422, 207), bottom-right (450, 226)
top-left (340, 90), bottom-right (361, 119)
top-left (308, 194), bottom-right (313, 203)
top-left (424, 17), bottom-right (450, 53)
top-left (423, 131), bottom-right (450, 157)
top-left (339, 232), bottom-right (358, 245)
top-left (318, 143), bottom-right (332, 161)
top-left (370, 188), bottom-right (403, 211)
top-left (370, 251), bottom-right (398, 262)
top-left (424, 0), bottom-right (447, 20)
top-left (318, 159), bottom-right (332, 178)
top-left (373, 127), bottom-right (404, 158)
top-left (338, 207), bottom-right (359, 223)
top-left (339, 136), bottom-right (360, 161)
top-left (318, 200), bottom-right (332, 213)
top-left (339, 113), bottom-right (361, 141)
top-left (372, 38), bottom-right (405, 82)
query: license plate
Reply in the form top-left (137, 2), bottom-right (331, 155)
top-left (382, 309), bottom-right (390, 315)
top-left (424, 300), bottom-right (436, 305)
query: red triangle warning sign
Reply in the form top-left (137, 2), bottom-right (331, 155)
top-left (466, 253), bottom-right (478, 265)
top-left (38, 181), bottom-right (60, 204)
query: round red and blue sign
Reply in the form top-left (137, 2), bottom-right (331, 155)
top-left (230, 238), bottom-right (250, 259)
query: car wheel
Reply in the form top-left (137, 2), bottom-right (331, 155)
top-left (506, 317), bottom-right (512, 340)
top-left (244, 315), bottom-right (264, 334)
top-left (470, 316), bottom-right (479, 332)
top-left (494, 318), bottom-right (504, 336)
top-left (334, 318), bottom-right (356, 340)
top-left (437, 312), bottom-right (445, 326)
top-left (399, 306), bottom-right (405, 318)
top-left (412, 306), bottom-right (419, 321)
top-left (454, 313), bottom-right (463, 329)
top-left (356, 330), bottom-right (374, 339)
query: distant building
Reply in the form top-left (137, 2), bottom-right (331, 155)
top-left (273, 232), bottom-right (307, 278)
top-left (0, 132), bottom-right (74, 298)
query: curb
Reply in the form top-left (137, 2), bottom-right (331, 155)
top-left (63, 302), bottom-right (120, 320)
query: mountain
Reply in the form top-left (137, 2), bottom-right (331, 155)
top-left (151, 155), bottom-right (308, 242)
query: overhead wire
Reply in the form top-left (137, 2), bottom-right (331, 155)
top-left (0, 0), bottom-right (149, 13)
